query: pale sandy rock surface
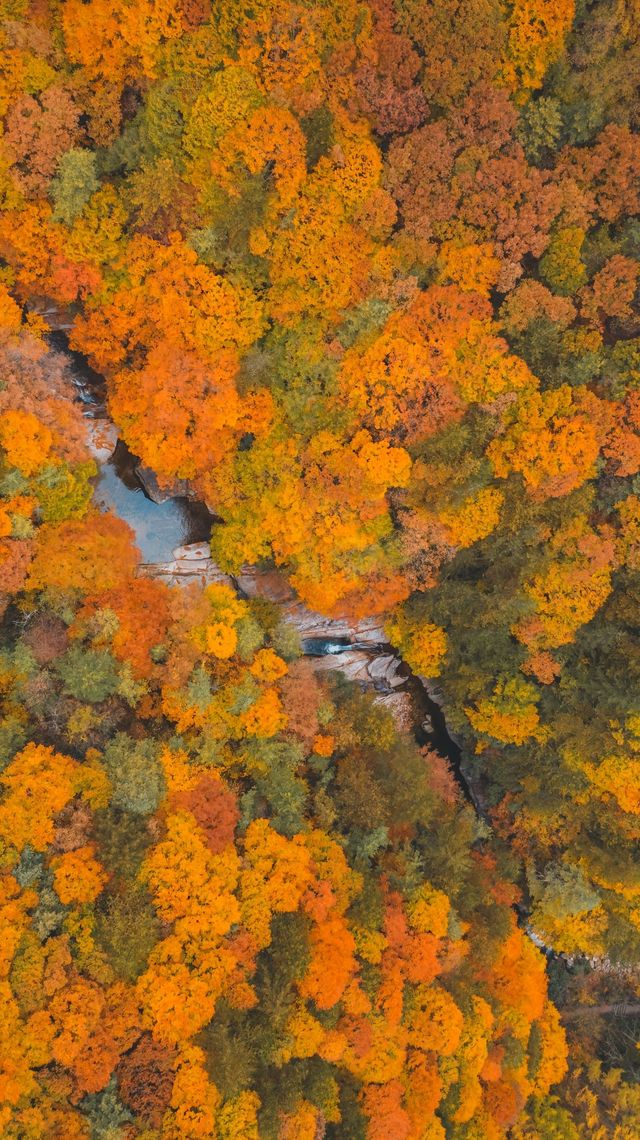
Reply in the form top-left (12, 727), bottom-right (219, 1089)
top-left (141, 545), bottom-right (413, 728)
top-left (85, 418), bottom-right (118, 463)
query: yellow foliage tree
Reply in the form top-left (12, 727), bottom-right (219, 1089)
top-left (386, 612), bottom-right (448, 677)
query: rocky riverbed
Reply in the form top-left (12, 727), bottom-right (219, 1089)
top-left (143, 541), bottom-right (418, 731)
top-left (44, 317), bottom-right (566, 965)
top-left (40, 310), bottom-right (433, 735)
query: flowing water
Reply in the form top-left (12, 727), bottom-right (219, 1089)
top-left (58, 333), bottom-right (480, 797)
top-left (54, 334), bottom-right (559, 962)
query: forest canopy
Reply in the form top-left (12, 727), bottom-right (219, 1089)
top-left (1, 0), bottom-right (640, 1136)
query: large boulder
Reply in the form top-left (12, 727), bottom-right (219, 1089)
top-left (141, 542), bottom-right (234, 587)
top-left (235, 566), bottom-right (295, 604)
top-left (135, 463), bottom-right (192, 504)
top-left (374, 690), bottom-right (414, 732)
top-left (279, 600), bottom-right (386, 646)
top-left (171, 542), bottom-right (212, 563)
top-left (86, 418), bottom-right (118, 463)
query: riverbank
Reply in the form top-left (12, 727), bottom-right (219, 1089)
top-left (45, 322), bottom-right (604, 980)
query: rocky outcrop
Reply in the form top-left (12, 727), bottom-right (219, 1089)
top-left (29, 297), bottom-right (76, 331)
top-left (366, 652), bottom-right (405, 686)
top-left (283, 604), bottom-right (386, 647)
top-left (235, 566), bottom-right (295, 604)
top-left (374, 690), bottom-right (415, 732)
top-left (310, 647), bottom-right (403, 688)
top-left (141, 542), bottom-right (234, 586)
top-left (142, 562), bottom-right (233, 588)
top-left (135, 464), bottom-right (193, 505)
top-left (85, 418), bottom-right (118, 463)
top-left (169, 542), bottom-right (213, 562)
top-left (142, 543), bottom-right (408, 715)
top-left (155, 548), bottom-right (387, 646)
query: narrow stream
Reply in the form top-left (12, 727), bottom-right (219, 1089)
top-left (57, 332), bottom-right (484, 808)
top-left (301, 634), bottom-right (480, 809)
top-left (54, 334), bottom-right (558, 963)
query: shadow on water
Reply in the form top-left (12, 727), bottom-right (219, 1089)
top-left (47, 326), bottom-right (565, 961)
top-left (49, 329), bottom-right (107, 411)
top-left (93, 440), bottom-right (213, 564)
top-left (398, 663), bottom-right (482, 812)
top-left (52, 328), bottom-right (481, 805)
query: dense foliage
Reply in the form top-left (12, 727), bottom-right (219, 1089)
top-left (1, 0), bottom-right (640, 1136)
top-left (0, 343), bottom-right (568, 1136)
